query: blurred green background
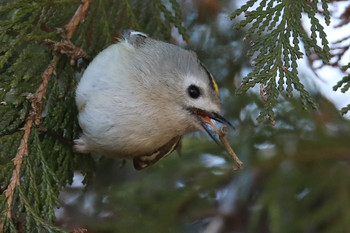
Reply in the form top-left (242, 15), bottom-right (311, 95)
top-left (57, 1), bottom-right (350, 232)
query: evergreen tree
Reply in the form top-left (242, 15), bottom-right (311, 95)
top-left (0, 0), bottom-right (349, 232)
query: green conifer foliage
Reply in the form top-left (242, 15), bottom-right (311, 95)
top-left (334, 64), bottom-right (350, 115)
top-left (0, 0), bottom-right (348, 232)
top-left (0, 0), bottom-right (187, 232)
top-left (231, 0), bottom-right (331, 123)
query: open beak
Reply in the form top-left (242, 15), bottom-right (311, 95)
top-left (190, 108), bottom-right (234, 144)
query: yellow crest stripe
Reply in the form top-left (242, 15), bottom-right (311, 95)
top-left (200, 62), bottom-right (220, 95)
top-left (209, 73), bottom-right (219, 95)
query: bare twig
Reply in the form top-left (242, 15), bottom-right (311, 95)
top-left (38, 125), bottom-right (75, 146)
top-left (72, 228), bottom-right (88, 233)
top-left (260, 83), bottom-right (268, 103)
top-left (65, 0), bottom-right (93, 40)
top-left (4, 118), bottom-right (33, 218)
top-left (332, 34), bottom-right (350, 44)
top-left (218, 126), bottom-right (243, 170)
top-left (44, 39), bottom-right (87, 61)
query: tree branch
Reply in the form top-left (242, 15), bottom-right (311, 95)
top-left (2, 0), bottom-right (92, 226)
top-left (219, 126), bottom-right (243, 170)
top-left (4, 118), bottom-right (33, 219)
top-left (65, 0), bottom-right (93, 40)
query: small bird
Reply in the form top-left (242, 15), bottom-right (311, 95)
top-left (74, 30), bottom-right (233, 170)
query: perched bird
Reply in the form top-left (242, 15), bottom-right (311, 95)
top-left (74, 30), bottom-right (232, 170)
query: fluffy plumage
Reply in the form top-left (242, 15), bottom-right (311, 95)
top-left (74, 30), bottom-right (225, 169)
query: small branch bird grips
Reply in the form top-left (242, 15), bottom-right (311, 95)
top-left (219, 126), bottom-right (243, 170)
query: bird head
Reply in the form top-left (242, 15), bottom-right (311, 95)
top-left (124, 31), bottom-right (233, 142)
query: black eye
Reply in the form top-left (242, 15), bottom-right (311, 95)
top-left (187, 85), bottom-right (200, 99)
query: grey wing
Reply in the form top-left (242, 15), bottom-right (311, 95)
top-left (133, 136), bottom-right (182, 170)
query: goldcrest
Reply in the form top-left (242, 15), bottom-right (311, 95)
top-left (74, 30), bottom-right (233, 169)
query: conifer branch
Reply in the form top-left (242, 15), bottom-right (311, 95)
top-left (4, 117), bottom-right (33, 219)
top-left (65, 0), bottom-right (93, 40)
top-left (44, 38), bottom-right (88, 66)
top-left (231, 0), bottom-right (330, 123)
top-left (2, 0), bottom-right (92, 228)
top-left (4, 59), bottom-right (57, 220)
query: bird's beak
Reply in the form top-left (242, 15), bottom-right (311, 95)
top-left (190, 108), bottom-right (234, 144)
